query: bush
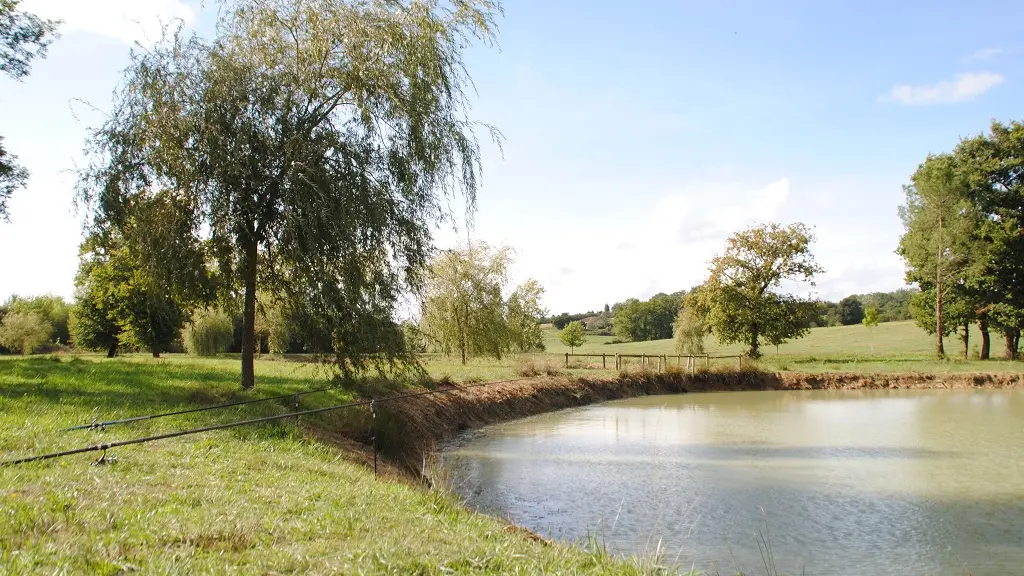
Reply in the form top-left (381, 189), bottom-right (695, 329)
top-left (0, 312), bottom-right (51, 354)
top-left (2, 294), bottom-right (71, 347)
top-left (183, 309), bottom-right (235, 356)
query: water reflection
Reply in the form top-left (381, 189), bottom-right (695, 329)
top-left (439, 390), bottom-right (1024, 575)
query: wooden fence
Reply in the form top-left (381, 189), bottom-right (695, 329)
top-left (563, 352), bottom-right (744, 373)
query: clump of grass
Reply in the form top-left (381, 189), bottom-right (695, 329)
top-left (516, 358), bottom-right (562, 377)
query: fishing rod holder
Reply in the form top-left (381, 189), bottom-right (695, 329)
top-left (92, 448), bottom-right (116, 466)
top-left (370, 399), bottom-right (378, 476)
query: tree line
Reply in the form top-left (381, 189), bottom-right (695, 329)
top-left (898, 120), bottom-right (1024, 360)
top-left (547, 287), bottom-right (917, 346)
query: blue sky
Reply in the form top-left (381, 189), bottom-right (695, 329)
top-left (2, 0), bottom-right (1022, 315)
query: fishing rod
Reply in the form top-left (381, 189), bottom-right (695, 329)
top-left (5, 376), bottom-right (535, 466)
top-left (63, 385), bottom-right (337, 432)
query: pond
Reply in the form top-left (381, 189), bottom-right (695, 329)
top-left (437, 389), bottom-right (1024, 575)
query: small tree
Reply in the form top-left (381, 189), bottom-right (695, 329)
top-left (420, 243), bottom-right (544, 364)
top-left (258, 301), bottom-right (294, 355)
top-left (559, 321), bottom-right (586, 353)
top-left (863, 306), bottom-right (880, 353)
top-left (70, 280), bottom-right (121, 357)
top-left (0, 311), bottom-right (49, 354)
top-left (674, 305), bottom-right (706, 355)
top-left (184, 309), bottom-right (235, 356)
top-left (506, 279), bottom-right (546, 353)
top-left (699, 222), bottom-right (824, 358)
top-left (862, 307), bottom-right (880, 329)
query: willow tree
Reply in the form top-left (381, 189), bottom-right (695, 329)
top-left (78, 0), bottom-right (501, 388)
top-left (0, 0), bottom-right (60, 221)
top-left (420, 243), bottom-right (511, 364)
top-left (419, 243), bottom-right (544, 363)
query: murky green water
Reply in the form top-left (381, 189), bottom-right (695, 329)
top-left (438, 390), bottom-right (1024, 575)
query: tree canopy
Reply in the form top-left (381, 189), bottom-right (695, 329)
top-left (612, 291), bottom-right (684, 342)
top-left (419, 243), bottom-right (545, 364)
top-left (696, 222), bottom-right (823, 358)
top-left (673, 293), bottom-right (706, 356)
top-left (838, 296), bottom-right (864, 326)
top-left (0, 0), bottom-right (59, 222)
top-left (897, 120), bottom-right (1024, 360)
top-left (559, 321), bottom-right (586, 353)
top-left (77, 0), bottom-right (502, 387)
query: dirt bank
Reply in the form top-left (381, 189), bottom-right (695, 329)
top-left (371, 370), bottom-right (1024, 476)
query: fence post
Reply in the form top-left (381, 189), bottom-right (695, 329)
top-left (565, 352), bottom-right (569, 368)
top-left (658, 355), bottom-right (663, 372)
top-left (641, 353), bottom-right (646, 369)
top-left (602, 353), bottom-right (606, 369)
top-left (706, 355), bottom-right (710, 369)
top-left (690, 356), bottom-right (695, 377)
top-left (616, 354), bottom-right (620, 370)
top-left (736, 356), bottom-right (742, 371)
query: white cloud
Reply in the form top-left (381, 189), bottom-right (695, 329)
top-left (495, 178), bottom-right (796, 313)
top-left (878, 72), bottom-right (1005, 105)
top-left (972, 47), bottom-right (1001, 60)
top-left (813, 254), bottom-right (907, 301)
top-left (22, 0), bottom-right (195, 46)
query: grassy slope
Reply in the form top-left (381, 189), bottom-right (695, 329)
top-left (541, 321), bottom-right (1024, 374)
top-left (0, 356), bottom-right (663, 575)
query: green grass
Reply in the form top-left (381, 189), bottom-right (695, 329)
top-left (540, 321), bottom-right (1024, 374)
top-left (0, 355), bottom-right (676, 575)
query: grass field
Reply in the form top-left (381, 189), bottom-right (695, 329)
top-left (539, 320), bottom-right (1024, 374)
top-left (0, 355), bottom-right (670, 575)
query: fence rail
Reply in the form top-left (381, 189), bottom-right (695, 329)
top-left (563, 352), bottom-right (745, 373)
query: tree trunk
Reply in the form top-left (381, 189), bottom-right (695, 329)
top-left (748, 324), bottom-right (760, 358)
top-left (152, 350), bottom-right (160, 358)
top-left (1004, 327), bottom-right (1019, 361)
top-left (935, 214), bottom-right (944, 360)
top-left (241, 238), bottom-right (258, 389)
top-left (979, 319), bottom-right (990, 360)
top-left (961, 322), bottom-right (969, 360)
top-left (106, 342), bottom-right (118, 358)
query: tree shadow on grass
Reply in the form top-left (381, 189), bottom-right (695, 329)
top-left (0, 356), bottom-right (338, 416)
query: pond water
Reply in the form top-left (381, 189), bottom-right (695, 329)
top-left (438, 390), bottom-right (1024, 575)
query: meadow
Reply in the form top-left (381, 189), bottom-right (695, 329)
top-left (0, 355), bottom-right (671, 575)
top-left (539, 320), bottom-right (1024, 375)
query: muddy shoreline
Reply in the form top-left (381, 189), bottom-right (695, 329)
top-left (367, 370), bottom-right (1024, 476)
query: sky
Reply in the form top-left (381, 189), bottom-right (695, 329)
top-left (2, 0), bottom-right (1023, 316)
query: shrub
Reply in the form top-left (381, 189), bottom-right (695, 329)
top-left (183, 309), bottom-right (235, 356)
top-left (0, 312), bottom-right (51, 354)
top-left (2, 294), bottom-right (71, 347)
top-left (516, 358), bottom-right (562, 377)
